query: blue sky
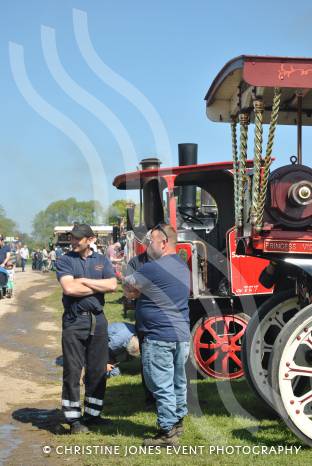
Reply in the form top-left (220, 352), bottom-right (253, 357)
top-left (1, 0), bottom-right (312, 232)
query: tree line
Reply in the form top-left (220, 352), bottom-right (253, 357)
top-left (0, 198), bottom-right (136, 247)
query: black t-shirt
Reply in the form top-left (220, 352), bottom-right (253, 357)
top-left (125, 251), bottom-right (150, 276)
top-left (56, 251), bottom-right (115, 317)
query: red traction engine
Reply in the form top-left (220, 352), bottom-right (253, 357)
top-left (113, 144), bottom-right (274, 381)
top-left (205, 54), bottom-right (312, 446)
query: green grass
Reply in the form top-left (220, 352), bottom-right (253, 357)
top-left (44, 282), bottom-right (312, 465)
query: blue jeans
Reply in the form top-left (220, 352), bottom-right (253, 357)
top-left (142, 338), bottom-right (190, 432)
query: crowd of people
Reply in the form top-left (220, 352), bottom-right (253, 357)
top-left (31, 246), bottom-right (62, 272)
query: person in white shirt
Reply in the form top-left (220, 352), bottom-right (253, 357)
top-left (49, 249), bottom-right (57, 271)
top-left (90, 239), bottom-right (98, 252)
top-left (20, 245), bottom-right (29, 272)
top-left (42, 248), bottom-right (49, 272)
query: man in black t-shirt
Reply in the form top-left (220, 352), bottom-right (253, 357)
top-left (56, 224), bottom-right (117, 434)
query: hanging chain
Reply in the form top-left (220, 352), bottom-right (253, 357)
top-left (231, 117), bottom-right (239, 227)
top-left (250, 99), bottom-right (264, 227)
top-left (237, 113), bottom-right (250, 227)
top-left (256, 88), bottom-right (282, 231)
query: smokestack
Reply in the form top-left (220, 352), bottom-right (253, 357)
top-left (178, 143), bottom-right (198, 217)
top-left (126, 203), bottom-right (135, 231)
top-left (140, 158), bottom-right (162, 170)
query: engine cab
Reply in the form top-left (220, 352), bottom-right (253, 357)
top-left (113, 144), bottom-right (272, 300)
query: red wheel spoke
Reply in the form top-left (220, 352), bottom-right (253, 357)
top-left (203, 350), bottom-right (220, 368)
top-left (229, 352), bottom-right (243, 368)
top-left (224, 317), bottom-right (230, 336)
top-left (205, 322), bottom-right (222, 343)
top-left (231, 327), bottom-right (245, 344)
top-left (198, 342), bottom-right (221, 350)
top-left (192, 315), bottom-right (248, 380)
top-left (222, 354), bottom-right (229, 375)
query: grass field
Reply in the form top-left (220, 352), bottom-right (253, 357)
top-left (44, 283), bottom-right (311, 466)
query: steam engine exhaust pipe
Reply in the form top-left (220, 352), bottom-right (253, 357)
top-left (178, 143), bottom-right (198, 217)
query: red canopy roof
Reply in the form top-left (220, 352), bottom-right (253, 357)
top-left (113, 160), bottom-right (255, 190)
top-left (205, 55), bottom-right (312, 125)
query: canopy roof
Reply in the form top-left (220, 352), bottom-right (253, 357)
top-left (113, 160), bottom-right (255, 190)
top-left (205, 55), bottom-right (312, 125)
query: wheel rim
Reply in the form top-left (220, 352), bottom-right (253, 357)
top-left (193, 315), bottom-right (248, 379)
top-left (278, 314), bottom-right (312, 439)
top-left (246, 296), bottom-right (299, 407)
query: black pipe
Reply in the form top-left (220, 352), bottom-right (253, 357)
top-left (126, 205), bottom-right (135, 231)
top-left (178, 143), bottom-right (198, 216)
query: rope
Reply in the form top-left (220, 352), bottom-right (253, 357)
top-left (256, 88), bottom-right (281, 230)
top-left (250, 99), bottom-right (264, 227)
top-left (237, 113), bottom-right (249, 227)
top-left (231, 117), bottom-right (239, 226)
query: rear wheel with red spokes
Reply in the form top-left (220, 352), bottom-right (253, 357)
top-left (190, 313), bottom-right (249, 379)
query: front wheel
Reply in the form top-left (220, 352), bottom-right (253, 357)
top-left (190, 313), bottom-right (249, 379)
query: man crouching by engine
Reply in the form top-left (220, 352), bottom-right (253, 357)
top-left (123, 224), bottom-right (190, 447)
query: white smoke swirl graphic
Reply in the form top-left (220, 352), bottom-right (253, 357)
top-left (41, 25), bottom-right (139, 196)
top-left (73, 8), bottom-right (173, 167)
top-left (9, 42), bottom-right (109, 223)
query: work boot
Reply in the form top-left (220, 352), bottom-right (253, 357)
top-left (174, 418), bottom-right (184, 437)
top-left (82, 415), bottom-right (112, 427)
top-left (143, 426), bottom-right (179, 447)
top-left (69, 421), bottom-right (90, 434)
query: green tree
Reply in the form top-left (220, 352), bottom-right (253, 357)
top-left (32, 198), bottom-right (106, 243)
top-left (107, 200), bottom-right (128, 224)
top-left (0, 206), bottom-right (18, 237)
top-left (107, 199), bottom-right (139, 225)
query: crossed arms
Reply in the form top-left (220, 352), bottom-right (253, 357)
top-left (122, 274), bottom-right (143, 300)
top-left (60, 275), bottom-right (117, 297)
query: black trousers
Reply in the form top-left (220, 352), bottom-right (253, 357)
top-left (62, 314), bottom-right (108, 424)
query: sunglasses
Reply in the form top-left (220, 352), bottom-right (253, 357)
top-left (151, 224), bottom-right (169, 241)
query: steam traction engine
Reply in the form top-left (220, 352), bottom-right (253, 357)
top-left (205, 55), bottom-right (312, 446)
top-left (113, 144), bottom-right (274, 381)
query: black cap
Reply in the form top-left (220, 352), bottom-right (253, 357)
top-left (70, 224), bottom-right (95, 239)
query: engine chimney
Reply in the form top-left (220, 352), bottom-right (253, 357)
top-left (140, 158), bottom-right (162, 170)
top-left (178, 143), bottom-right (198, 217)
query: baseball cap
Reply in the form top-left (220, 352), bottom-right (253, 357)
top-left (70, 224), bottom-right (95, 239)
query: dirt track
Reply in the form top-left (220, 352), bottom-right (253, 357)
top-left (0, 269), bottom-right (64, 465)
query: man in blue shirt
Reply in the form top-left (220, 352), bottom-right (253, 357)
top-left (107, 322), bottom-right (139, 376)
top-left (0, 236), bottom-right (11, 267)
top-left (124, 224), bottom-right (190, 447)
top-left (56, 224), bottom-right (117, 434)
top-left (124, 246), bottom-right (155, 404)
